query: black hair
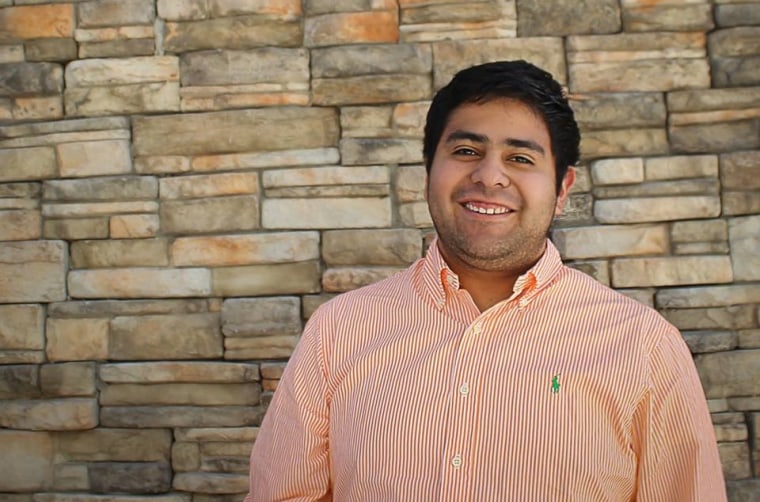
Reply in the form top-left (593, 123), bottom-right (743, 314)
top-left (423, 60), bottom-right (580, 193)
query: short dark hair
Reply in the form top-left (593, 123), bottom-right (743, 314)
top-left (423, 60), bottom-right (580, 192)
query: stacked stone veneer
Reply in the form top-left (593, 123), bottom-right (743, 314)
top-left (0, 0), bottom-right (759, 499)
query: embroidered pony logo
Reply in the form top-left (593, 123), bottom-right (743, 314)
top-left (551, 374), bottom-right (561, 394)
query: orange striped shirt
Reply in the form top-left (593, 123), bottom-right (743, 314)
top-left (246, 239), bottom-right (726, 501)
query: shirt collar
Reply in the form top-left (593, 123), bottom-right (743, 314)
top-left (419, 236), bottom-right (564, 310)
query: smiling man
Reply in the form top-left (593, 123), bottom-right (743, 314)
top-left (245, 60), bottom-right (726, 501)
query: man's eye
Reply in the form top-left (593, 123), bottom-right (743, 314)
top-left (453, 147), bottom-right (478, 156)
top-left (510, 155), bottom-right (534, 164)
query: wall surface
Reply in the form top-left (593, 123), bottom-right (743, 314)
top-left (0, 0), bottom-right (759, 499)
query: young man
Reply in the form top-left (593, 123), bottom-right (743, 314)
top-left (245, 60), bottom-right (726, 501)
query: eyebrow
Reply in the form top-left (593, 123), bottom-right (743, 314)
top-left (445, 129), bottom-right (546, 156)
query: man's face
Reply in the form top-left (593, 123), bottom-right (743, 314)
top-left (425, 98), bottom-right (574, 275)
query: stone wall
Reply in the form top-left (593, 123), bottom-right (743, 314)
top-left (0, 0), bottom-right (759, 499)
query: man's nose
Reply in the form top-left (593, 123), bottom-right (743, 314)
top-left (470, 154), bottom-right (511, 188)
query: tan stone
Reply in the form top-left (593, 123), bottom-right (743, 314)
top-left (101, 383), bottom-right (260, 406)
top-left (265, 184), bottom-right (389, 198)
top-left (323, 229), bottom-right (422, 266)
top-left (100, 405), bottom-right (262, 428)
top-left (43, 176), bottom-right (157, 201)
top-left (48, 298), bottom-right (213, 317)
top-left (592, 178), bottom-right (719, 199)
top-left (590, 157), bottom-right (644, 185)
top-left (657, 284), bottom-right (760, 309)
top-left (52, 463), bottom-right (88, 491)
top-left (665, 306), bottom-right (755, 330)
top-left (173, 472), bottom-right (249, 494)
top-left (517, 0), bottom-right (618, 35)
top-left (160, 172), bottom-right (259, 200)
top-left (78, 39), bottom-right (156, 59)
top-left (0, 350), bottom-right (45, 364)
top-left (212, 262), bottom-right (321, 296)
top-left (172, 232), bottom-right (318, 267)
top-left (68, 268), bottom-right (211, 299)
top-left (671, 219), bottom-right (727, 243)
top-left (721, 151), bottom-right (760, 190)
top-left (622, 2), bottom-right (713, 32)
top-left (0, 44), bottom-right (23, 63)
top-left (65, 82), bottom-right (181, 117)
top-left (0, 399), bottom-right (98, 431)
top-left (99, 362), bottom-right (260, 383)
top-left (0, 304), bottom-right (44, 350)
top-left (580, 129), bottom-right (668, 159)
top-left (0, 430), bottom-right (53, 491)
top-left (399, 201), bottom-right (433, 228)
top-left (341, 138), bottom-right (423, 165)
top-left (164, 16), bottom-right (302, 52)
top-left (594, 196), bottom-right (721, 223)
top-left (11, 96), bottom-right (63, 122)
top-left (158, 0), bottom-right (209, 20)
top-left (260, 363), bottom-right (286, 381)
top-left (305, 10), bottom-right (398, 47)
top-left (669, 121), bottom-right (760, 154)
top-left (56, 140), bottom-right (132, 178)
top-left (172, 442), bottom-right (200, 471)
top-left (611, 256), bottom-right (733, 288)
top-left (109, 313), bottom-right (222, 360)
top-left (262, 197), bottom-right (391, 229)
top-left (674, 242), bottom-right (730, 255)
top-left (174, 426), bottom-right (259, 442)
top-left (714, 422), bottom-right (748, 442)
top-left (74, 26), bottom-right (155, 43)
top-left (718, 442), bottom-right (752, 480)
top-left (552, 225), bottom-right (668, 260)
top-left (313, 74), bottom-right (431, 106)
top-left (0, 241), bottom-right (66, 303)
top-left (181, 48), bottom-right (308, 86)
top-left (71, 239), bottom-right (169, 268)
top-left (34, 495), bottom-right (189, 502)
top-left (263, 166), bottom-right (388, 189)
top-left (135, 155), bottom-right (192, 174)
top-left (224, 335), bottom-right (300, 359)
top-left (729, 215), bottom-right (760, 280)
top-left (109, 214), bottom-right (159, 238)
top-left (396, 165), bottom-right (426, 203)
top-left (0, 4), bottom-right (74, 41)
top-left (78, 0), bottom-right (155, 27)
top-left (191, 147), bottom-right (339, 172)
top-left (322, 266), bottom-right (403, 292)
top-left (340, 106), bottom-right (393, 138)
top-left (54, 428), bottom-right (171, 462)
top-left (571, 58), bottom-right (710, 92)
top-left (644, 155), bottom-right (718, 181)
top-left (40, 362), bottom-right (96, 397)
top-left (66, 57), bottom-right (178, 87)
top-left (43, 201), bottom-right (158, 218)
top-left (739, 330), bottom-right (760, 349)
top-left (160, 195), bottom-right (259, 234)
top-left (43, 218), bottom-right (110, 240)
top-left (46, 318), bottom-right (109, 362)
top-left (222, 297), bottom-right (301, 337)
top-left (0, 365), bottom-right (39, 400)
top-left (0, 146), bottom-right (57, 182)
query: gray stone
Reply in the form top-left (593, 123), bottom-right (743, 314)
top-left (623, 3), bottom-right (713, 32)
top-left (54, 428), bottom-right (171, 462)
top-left (0, 62), bottom-right (62, 97)
top-left (78, 0), bottom-right (155, 27)
top-left (739, 330), bottom-right (760, 349)
top-left (695, 349), bottom-right (760, 398)
top-left (724, 191), bottom-right (760, 216)
top-left (592, 179), bottom-right (719, 199)
top-left (65, 82), bottom-right (181, 117)
top-left (99, 361), bottom-right (259, 383)
top-left (709, 27), bottom-right (760, 58)
top-left (180, 48), bottom-right (308, 86)
top-left (100, 383), bottom-right (260, 406)
top-left (552, 225), bottom-right (668, 260)
top-left (313, 74), bottom-right (431, 106)
top-left (570, 59), bottom-right (710, 93)
top-left (25, 38), bottom-right (77, 62)
top-left (729, 215), bottom-right (760, 280)
top-left (727, 479), bottom-right (760, 502)
top-left (718, 442), bottom-right (752, 480)
top-left (0, 241), bottom-right (66, 302)
top-left (517, 0), bottom-right (620, 36)
top-left (716, 4), bottom-right (760, 28)
top-left (212, 262), bottom-right (321, 296)
top-left (671, 121), bottom-right (760, 153)
top-left (40, 362), bottom-right (95, 397)
top-left (322, 266), bottom-right (402, 292)
top-left (172, 472), bottom-right (248, 494)
top-left (78, 39), bottom-right (156, 59)
top-left (0, 430), bottom-right (53, 491)
top-left (161, 195), bottom-right (258, 235)
top-left (0, 365), bottom-right (39, 399)
top-left (100, 405), bottom-right (264, 428)
top-left (71, 239), bottom-right (169, 268)
top-left (48, 298), bottom-right (213, 317)
top-left (667, 86), bottom-right (760, 113)
top-left (0, 398), bottom-right (98, 431)
top-left (164, 16), bottom-right (301, 52)
top-left (572, 93), bottom-right (666, 131)
top-left (656, 284), bottom-right (760, 309)
top-left (222, 297), bottom-right (301, 337)
top-left (89, 462), bottom-right (171, 494)
top-left (682, 331), bottom-right (739, 354)
top-left (323, 229), bottom-right (422, 266)
top-left (311, 44), bottom-right (432, 78)
top-left (133, 107), bottom-right (338, 156)
top-left (43, 218), bottom-right (109, 240)
top-left (43, 176), bottom-right (158, 201)
top-left (110, 313), bottom-right (222, 360)
top-left (580, 128), bottom-right (668, 160)
top-left (721, 151), bottom-right (760, 190)
top-left (341, 138), bottom-right (423, 165)
top-left (0, 304), bottom-right (44, 350)
top-left (403, 2), bottom-right (502, 24)
top-left (0, 210), bottom-right (40, 241)
top-left (712, 56), bottom-right (760, 87)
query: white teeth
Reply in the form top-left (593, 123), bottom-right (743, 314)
top-left (465, 203), bottom-right (509, 215)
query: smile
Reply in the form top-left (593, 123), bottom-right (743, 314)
top-left (464, 202), bottom-right (513, 215)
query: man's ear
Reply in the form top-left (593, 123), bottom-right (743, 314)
top-left (554, 167), bottom-right (576, 216)
top-left (423, 164), bottom-right (429, 202)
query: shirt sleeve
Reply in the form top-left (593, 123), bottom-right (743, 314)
top-left (633, 328), bottom-right (727, 501)
top-left (245, 312), bottom-right (332, 502)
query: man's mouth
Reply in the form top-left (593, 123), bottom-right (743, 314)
top-left (464, 202), bottom-right (513, 215)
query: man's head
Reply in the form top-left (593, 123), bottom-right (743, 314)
top-left (423, 60), bottom-right (580, 193)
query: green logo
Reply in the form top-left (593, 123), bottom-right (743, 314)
top-left (551, 374), bottom-right (561, 394)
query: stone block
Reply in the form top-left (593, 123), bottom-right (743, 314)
top-left (0, 365), bottom-right (39, 399)
top-left (432, 38), bottom-right (566, 89)
top-left (173, 472), bottom-right (249, 494)
top-left (670, 121), bottom-right (760, 153)
top-left (729, 215), bottom-right (760, 280)
top-left (674, 241), bottom-right (729, 255)
top-left (696, 349), bottom-right (760, 398)
top-left (718, 442), bottom-right (752, 480)
top-left (0, 241), bottom-right (66, 303)
top-left (110, 214), bottom-right (160, 238)
top-left (721, 150), bottom-right (760, 190)
top-left (0, 304), bottom-right (44, 350)
top-left (645, 155), bottom-right (718, 181)
top-left (208, 0), bottom-right (302, 17)
top-left (0, 44), bottom-right (23, 63)
top-left (71, 239), bottom-right (169, 269)
top-left (312, 44), bottom-right (431, 78)
top-left (43, 201), bottom-right (158, 219)
top-left (48, 298), bottom-right (213, 317)
top-left (403, 1), bottom-right (503, 24)
top-left (727, 479), bottom-right (760, 501)
top-left (172, 441), bottom-right (200, 471)
top-left (322, 267), bottom-right (403, 292)
top-left (109, 313), bottom-right (222, 360)
top-left (396, 165), bottom-right (426, 203)
top-left (46, 318), bottom-right (109, 362)
top-left (160, 195), bottom-right (259, 235)
top-left (739, 330), bottom-right (760, 349)
top-left (9, 95), bottom-right (63, 122)
top-left (222, 297), bottom-right (301, 337)
top-left (52, 463), bottom-right (88, 491)
top-left (262, 197), bottom-right (391, 229)
top-left (0, 398), bottom-right (98, 431)
top-left (33, 495), bottom-right (190, 502)
top-left (622, 2), bottom-right (713, 32)
top-left (594, 196), bottom-right (720, 223)
top-left (65, 82), bottom-right (181, 117)
top-left (1, 63), bottom-right (62, 98)
top-left (709, 26), bottom-right (760, 58)
top-left (78, 38), bottom-right (156, 59)
top-left (570, 59), bottom-right (710, 93)
top-left (190, 147), bottom-right (339, 172)
top-left (341, 138), bottom-right (423, 165)
top-left (263, 166), bottom-right (388, 189)
top-left (78, 0), bottom-right (156, 27)
top-left (99, 362), bottom-right (259, 383)
top-left (134, 107), bottom-right (338, 156)
top-left (725, 191), bottom-right (760, 216)
top-left (43, 176), bottom-right (158, 201)
top-left (173, 232), bottom-right (319, 267)
top-left (40, 362), bottom-right (96, 397)
top-left (0, 4), bottom-right (74, 41)
top-left (226, 335), bottom-right (300, 359)
top-left (88, 462), bottom-right (171, 494)
top-left (164, 16), bottom-right (302, 52)
top-left (0, 210), bottom-right (41, 240)
top-left (25, 38), bottom-right (77, 62)
top-left (54, 428), bottom-right (172, 462)
top-left (0, 146), bottom-right (57, 182)
top-left (399, 201), bottom-right (433, 228)
top-left (590, 158), bottom-right (644, 185)
top-left (657, 284), bottom-right (760, 309)
top-left (180, 48), bottom-right (308, 86)
top-left (593, 178), bottom-right (719, 199)
top-left (56, 140), bottom-right (132, 178)
top-left (716, 4), bottom-right (760, 28)
top-left (43, 218), bottom-right (110, 240)
top-left (68, 268), bottom-right (211, 299)
top-left (0, 350), bottom-right (45, 364)
top-left (157, 0), bottom-right (209, 20)
top-left (323, 229), bottom-right (422, 266)
top-left (100, 405), bottom-right (263, 428)
top-left (160, 172), bottom-right (258, 199)
top-left (552, 224), bottom-right (668, 260)
top-left (66, 57), bottom-right (178, 87)
top-left (611, 256), bottom-right (733, 288)
top-left (682, 331), bottom-right (739, 354)
top-left (0, 430), bottom-right (53, 491)
top-left (101, 383), bottom-right (259, 406)
top-left (573, 93), bottom-right (666, 131)
top-left (313, 74), bottom-right (431, 106)
top-left (665, 305), bottom-right (756, 330)
top-left (213, 261), bottom-right (321, 297)
top-left (517, 0), bottom-right (619, 35)
top-left (302, 293), bottom-right (336, 319)
top-left (581, 129), bottom-right (668, 160)
top-left (305, 10), bottom-right (398, 47)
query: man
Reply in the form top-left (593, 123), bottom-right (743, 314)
top-left (245, 60), bottom-right (726, 501)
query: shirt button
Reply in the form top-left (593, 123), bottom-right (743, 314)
top-left (451, 454), bottom-right (462, 468)
top-left (473, 322), bottom-right (482, 334)
top-left (459, 383), bottom-right (470, 396)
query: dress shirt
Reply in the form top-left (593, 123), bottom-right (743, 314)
top-left (246, 238), bottom-right (726, 501)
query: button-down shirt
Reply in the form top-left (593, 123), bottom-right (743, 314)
top-left (246, 239), bottom-right (726, 501)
